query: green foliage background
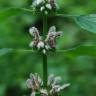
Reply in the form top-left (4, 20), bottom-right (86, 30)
top-left (0, 0), bottom-right (96, 96)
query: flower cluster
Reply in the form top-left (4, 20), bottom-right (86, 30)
top-left (26, 73), bottom-right (70, 96)
top-left (29, 26), bottom-right (62, 54)
top-left (32, 0), bottom-right (57, 14)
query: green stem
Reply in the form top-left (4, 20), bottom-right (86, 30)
top-left (42, 53), bottom-right (48, 87)
top-left (42, 14), bottom-right (48, 88)
top-left (43, 14), bottom-right (47, 38)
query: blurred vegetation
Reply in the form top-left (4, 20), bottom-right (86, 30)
top-left (0, 0), bottom-right (96, 96)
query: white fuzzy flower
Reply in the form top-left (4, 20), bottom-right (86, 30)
top-left (37, 41), bottom-right (44, 49)
top-left (40, 89), bottom-right (48, 95)
top-left (48, 74), bottom-right (54, 85)
top-left (29, 27), bottom-right (39, 37)
top-left (45, 45), bottom-right (50, 50)
top-left (45, 26), bottom-right (62, 49)
top-left (40, 6), bottom-right (45, 11)
top-left (46, 4), bottom-right (52, 10)
top-left (33, 0), bottom-right (45, 6)
top-left (29, 27), bottom-right (35, 36)
top-left (31, 92), bottom-right (36, 96)
top-left (57, 83), bottom-right (70, 92)
top-left (52, 76), bottom-right (61, 86)
top-left (37, 0), bottom-right (44, 5)
top-left (26, 79), bottom-right (33, 88)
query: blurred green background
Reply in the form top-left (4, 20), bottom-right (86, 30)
top-left (0, 0), bottom-right (96, 96)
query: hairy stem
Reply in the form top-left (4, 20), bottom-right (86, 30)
top-left (42, 14), bottom-right (48, 88)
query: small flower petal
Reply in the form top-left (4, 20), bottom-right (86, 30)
top-left (58, 83), bottom-right (70, 91)
top-left (52, 76), bottom-right (61, 85)
top-left (48, 74), bottom-right (55, 85)
top-left (40, 6), bottom-right (45, 11)
top-left (29, 27), bottom-right (40, 39)
top-left (32, 0), bottom-right (45, 6)
top-left (31, 92), bottom-right (36, 96)
top-left (37, 41), bottom-right (45, 49)
top-left (29, 41), bottom-right (35, 48)
top-left (40, 89), bottom-right (48, 95)
top-left (26, 79), bottom-right (33, 88)
top-left (42, 49), bottom-right (46, 54)
top-left (46, 4), bottom-right (52, 10)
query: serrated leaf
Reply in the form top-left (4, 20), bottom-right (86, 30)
top-left (0, 7), bottom-right (35, 22)
top-left (74, 14), bottom-right (96, 33)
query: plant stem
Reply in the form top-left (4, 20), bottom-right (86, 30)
top-left (42, 14), bottom-right (48, 88)
top-left (42, 53), bottom-right (48, 87)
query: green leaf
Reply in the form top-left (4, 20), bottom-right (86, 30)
top-left (74, 14), bottom-right (96, 33)
top-left (56, 13), bottom-right (96, 33)
top-left (0, 48), bottom-right (13, 56)
top-left (0, 48), bottom-right (35, 56)
top-left (57, 45), bottom-right (96, 57)
top-left (56, 14), bottom-right (80, 17)
top-left (0, 7), bottom-right (35, 22)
